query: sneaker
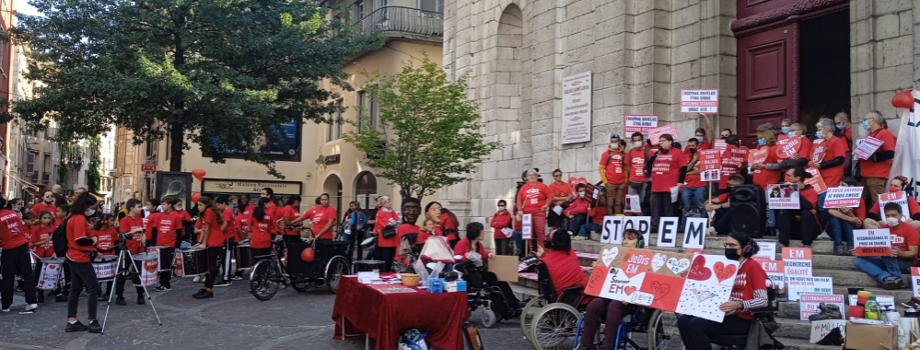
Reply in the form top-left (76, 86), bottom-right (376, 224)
top-left (192, 275), bottom-right (202, 283)
top-left (65, 321), bottom-right (88, 332)
top-left (193, 289), bottom-right (214, 299)
top-left (573, 236), bottom-right (586, 241)
top-left (155, 286), bottom-right (171, 292)
top-left (87, 320), bottom-right (102, 333)
top-left (25, 304), bottom-right (37, 312)
top-left (137, 296), bottom-right (146, 305)
top-left (1, 308), bottom-right (9, 313)
top-left (833, 245), bottom-right (845, 256)
top-left (98, 294), bottom-right (110, 302)
top-left (816, 232), bottom-right (831, 240)
top-left (115, 296), bottom-right (127, 306)
top-left (214, 281), bottom-right (231, 287)
top-left (881, 276), bottom-right (901, 290)
top-left (231, 276), bottom-right (244, 281)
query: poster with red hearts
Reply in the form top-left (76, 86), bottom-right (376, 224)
top-left (37, 260), bottom-right (64, 290)
top-left (586, 245), bottom-right (737, 322)
top-left (140, 254), bottom-right (160, 286)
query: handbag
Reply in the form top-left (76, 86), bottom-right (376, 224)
top-left (382, 225), bottom-right (397, 239)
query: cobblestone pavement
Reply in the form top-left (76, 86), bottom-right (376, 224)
top-left (0, 277), bottom-right (537, 350)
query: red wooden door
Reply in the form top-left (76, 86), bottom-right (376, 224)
top-left (736, 24), bottom-right (798, 147)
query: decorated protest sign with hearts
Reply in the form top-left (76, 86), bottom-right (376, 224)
top-left (651, 253), bottom-right (666, 272)
top-left (666, 257), bottom-right (691, 277)
top-left (602, 247), bottom-right (619, 267)
top-left (687, 255), bottom-right (712, 281)
top-left (620, 249), bottom-right (652, 278)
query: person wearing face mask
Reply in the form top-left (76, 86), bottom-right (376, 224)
top-left (826, 177), bottom-right (866, 255)
top-left (644, 134), bottom-right (688, 233)
top-left (715, 135), bottom-right (747, 195)
top-left (599, 134), bottom-right (628, 215)
top-left (678, 232), bottom-right (768, 350)
top-left (853, 202), bottom-right (919, 290)
top-left (695, 113), bottom-right (715, 150)
top-left (808, 119), bottom-right (848, 189)
top-left (864, 176), bottom-right (920, 231)
top-left (489, 200), bottom-right (513, 256)
top-left (777, 123), bottom-right (813, 172)
top-left (859, 110), bottom-right (897, 207)
top-left (776, 167), bottom-right (820, 247)
top-left (751, 124), bottom-right (782, 190)
top-left (777, 118), bottom-right (793, 145)
top-left (626, 132), bottom-right (654, 215)
top-left (704, 175), bottom-right (745, 235)
top-left (834, 111), bottom-right (853, 148)
top-left (563, 183), bottom-right (590, 235)
top-left (682, 138), bottom-right (706, 220)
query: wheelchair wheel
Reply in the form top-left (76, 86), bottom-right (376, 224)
top-left (482, 307), bottom-right (499, 328)
top-left (530, 303), bottom-right (581, 350)
top-left (646, 310), bottom-right (680, 350)
top-left (521, 297), bottom-right (548, 344)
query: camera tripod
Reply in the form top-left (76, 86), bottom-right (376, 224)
top-left (101, 241), bottom-right (162, 333)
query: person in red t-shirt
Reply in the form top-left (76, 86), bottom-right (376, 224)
top-left (279, 195), bottom-right (302, 238)
top-left (679, 232), bottom-right (768, 348)
top-left (809, 120), bottom-right (848, 189)
top-left (150, 197), bottom-right (184, 291)
top-left (0, 196), bottom-right (39, 313)
top-left (91, 214), bottom-right (120, 300)
top-left (248, 198), bottom-right (278, 259)
top-left (115, 198), bottom-right (146, 305)
top-left (626, 133), bottom-right (653, 215)
top-left (31, 210), bottom-right (56, 258)
top-left (776, 167), bottom-right (820, 247)
top-left (372, 196), bottom-right (400, 272)
top-left (751, 126), bottom-right (782, 189)
top-left (864, 176), bottom-right (920, 232)
top-left (297, 193), bottom-right (338, 241)
top-left (64, 193), bottom-right (102, 332)
top-left (853, 202), bottom-right (920, 290)
top-left (192, 196), bottom-right (230, 299)
top-left (682, 138), bottom-right (707, 219)
top-left (547, 169), bottom-right (574, 230)
top-left (455, 222), bottom-right (521, 320)
top-left (31, 191), bottom-right (57, 219)
top-left (646, 134), bottom-right (687, 234)
top-left (599, 134), bottom-right (628, 215)
top-left (576, 191), bottom-right (607, 240)
top-left (538, 228), bottom-right (587, 302)
top-left (489, 200), bottom-right (513, 256)
top-left (826, 177), bottom-right (867, 255)
top-left (859, 111), bottom-right (897, 207)
top-left (705, 175), bottom-right (746, 235)
top-left (563, 183), bottom-right (590, 235)
top-left (834, 112), bottom-right (854, 175)
top-left (516, 168), bottom-right (552, 252)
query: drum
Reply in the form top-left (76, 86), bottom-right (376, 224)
top-left (179, 248), bottom-right (209, 277)
top-left (132, 253), bottom-right (159, 286)
top-left (93, 256), bottom-right (118, 281)
top-left (235, 244), bottom-right (253, 270)
top-left (353, 260), bottom-right (384, 272)
top-left (37, 257), bottom-right (65, 290)
top-left (360, 236), bottom-right (377, 248)
top-left (149, 246), bottom-right (176, 272)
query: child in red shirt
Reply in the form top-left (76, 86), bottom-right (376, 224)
top-left (31, 211), bottom-right (56, 258)
top-left (22, 212), bottom-right (38, 242)
top-left (91, 214), bottom-right (120, 300)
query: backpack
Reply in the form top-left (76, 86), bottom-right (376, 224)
top-left (52, 217), bottom-right (70, 258)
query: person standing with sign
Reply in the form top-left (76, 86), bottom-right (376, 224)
top-left (751, 124), bottom-right (783, 189)
top-left (853, 202), bottom-right (919, 290)
top-left (826, 177), bottom-right (866, 255)
top-left (683, 138), bottom-right (707, 219)
top-left (716, 135), bottom-right (746, 195)
top-left (517, 169), bottom-right (552, 253)
top-left (645, 134), bottom-right (687, 234)
top-left (778, 123), bottom-right (812, 170)
top-left (809, 119), bottom-right (848, 189)
top-left (678, 232), bottom-right (768, 349)
top-left (859, 111), bottom-right (897, 207)
top-left (626, 132), bottom-right (654, 215)
top-left (864, 176), bottom-right (920, 230)
top-left (599, 134), bottom-right (628, 215)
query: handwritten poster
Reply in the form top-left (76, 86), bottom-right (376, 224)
top-left (778, 137), bottom-right (801, 159)
top-left (787, 276), bottom-right (834, 301)
top-left (823, 187), bottom-right (864, 208)
top-left (680, 89), bottom-right (719, 114)
top-left (767, 184), bottom-right (800, 209)
top-left (561, 72), bottom-right (592, 144)
top-left (699, 149), bottom-right (721, 182)
top-left (854, 136), bottom-right (884, 160)
top-left (37, 259), bottom-right (64, 290)
top-left (522, 214), bottom-right (533, 240)
top-left (799, 294), bottom-right (845, 320)
top-left (878, 191), bottom-right (910, 221)
top-left (585, 247), bottom-right (738, 322)
top-left (761, 260), bottom-right (786, 291)
top-left (648, 125), bottom-right (678, 145)
top-left (140, 256), bottom-right (160, 286)
top-left (624, 115), bottom-right (658, 139)
top-left (810, 319), bottom-right (847, 343)
top-left (852, 229), bottom-right (892, 257)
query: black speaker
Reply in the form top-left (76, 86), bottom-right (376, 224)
top-left (729, 184), bottom-right (766, 237)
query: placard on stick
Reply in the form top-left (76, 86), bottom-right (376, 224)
top-left (852, 229), bottom-right (892, 257)
top-left (699, 149), bottom-right (721, 182)
top-left (522, 214), bottom-right (533, 240)
top-left (624, 115), bottom-right (658, 139)
top-left (680, 89), bottom-right (719, 113)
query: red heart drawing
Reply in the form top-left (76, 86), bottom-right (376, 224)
top-left (144, 259), bottom-right (158, 273)
top-left (651, 281), bottom-right (670, 300)
top-left (622, 249), bottom-right (652, 278)
top-left (624, 286), bottom-right (637, 295)
top-left (49, 265), bottom-right (57, 270)
top-left (713, 262), bottom-right (737, 283)
top-left (687, 255), bottom-right (712, 281)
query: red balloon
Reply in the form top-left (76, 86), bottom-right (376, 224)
top-left (192, 169), bottom-right (206, 181)
top-left (191, 192), bottom-right (201, 203)
top-left (892, 90), bottom-right (914, 109)
top-left (301, 248), bottom-right (315, 263)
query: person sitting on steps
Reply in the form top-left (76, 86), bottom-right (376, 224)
top-left (853, 202), bottom-right (919, 290)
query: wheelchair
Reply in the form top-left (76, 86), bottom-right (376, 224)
top-left (521, 256), bottom-right (681, 350)
top-left (454, 259), bottom-right (521, 328)
top-left (709, 286), bottom-right (782, 350)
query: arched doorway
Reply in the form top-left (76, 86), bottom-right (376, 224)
top-left (323, 174), bottom-right (343, 223)
top-left (354, 171), bottom-right (377, 210)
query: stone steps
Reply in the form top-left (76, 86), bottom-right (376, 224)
top-left (574, 235), bottom-right (841, 254)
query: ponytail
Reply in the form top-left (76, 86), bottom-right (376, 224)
top-left (213, 195), bottom-right (229, 225)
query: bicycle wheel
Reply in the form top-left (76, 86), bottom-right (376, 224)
top-left (520, 297), bottom-right (548, 345)
top-left (325, 257), bottom-right (350, 294)
top-left (530, 303), bottom-right (580, 350)
top-left (250, 260), bottom-right (279, 301)
top-left (646, 310), bottom-right (680, 350)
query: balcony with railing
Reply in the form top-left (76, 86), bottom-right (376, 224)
top-left (360, 6), bottom-right (443, 43)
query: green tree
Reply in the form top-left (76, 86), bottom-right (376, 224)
top-left (85, 136), bottom-right (101, 193)
top-left (7, 0), bottom-right (380, 177)
top-left (344, 58), bottom-right (500, 202)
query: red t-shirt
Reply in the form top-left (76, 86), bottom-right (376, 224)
top-left (490, 210), bottom-right (512, 239)
top-left (31, 225), bottom-right (55, 258)
top-left (281, 205), bottom-right (301, 235)
top-left (811, 136), bottom-right (847, 188)
top-left (517, 182), bottom-right (553, 214)
top-left (31, 202), bottom-right (57, 218)
top-left (600, 149), bottom-right (628, 184)
top-left (719, 146), bottom-right (749, 189)
top-left (717, 193), bottom-right (730, 203)
top-left (248, 213), bottom-right (276, 249)
top-left (221, 208), bottom-right (235, 240)
top-left (650, 149), bottom-right (687, 193)
top-left (241, 204), bottom-right (255, 217)
top-left (23, 224), bottom-right (33, 242)
top-left (882, 222), bottom-right (920, 265)
top-left (869, 193), bottom-right (920, 218)
top-left (549, 181), bottom-right (574, 205)
top-left (542, 249), bottom-right (588, 300)
top-left (204, 209), bottom-right (226, 248)
top-left (375, 209), bottom-right (402, 247)
top-left (860, 128), bottom-right (897, 178)
top-left (842, 127), bottom-right (853, 149)
top-left (234, 214), bottom-right (249, 242)
top-left (801, 186), bottom-right (819, 209)
top-left (684, 153), bottom-right (705, 188)
top-left (453, 238), bottom-right (488, 261)
top-left (753, 145), bottom-right (782, 189)
top-left (0, 209), bottom-right (28, 250)
top-left (66, 214), bottom-right (94, 262)
top-left (119, 215), bottom-right (145, 254)
top-left (730, 258), bottom-right (768, 320)
top-left (92, 227), bottom-right (120, 256)
top-left (627, 146), bottom-right (651, 182)
top-left (158, 211), bottom-right (184, 247)
top-left (303, 205), bottom-right (338, 240)
top-left (589, 205), bottom-right (605, 225)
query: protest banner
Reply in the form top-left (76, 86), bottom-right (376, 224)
top-left (699, 149), bottom-right (721, 182)
top-left (767, 184), bottom-right (800, 209)
top-left (750, 148), bottom-right (769, 175)
top-left (777, 137), bottom-right (801, 159)
top-left (753, 241), bottom-right (777, 261)
top-left (783, 247), bottom-right (812, 301)
top-left (809, 319), bottom-right (847, 343)
top-left (682, 217), bottom-right (708, 249)
top-left (787, 276), bottom-right (834, 301)
top-left (585, 247), bottom-right (737, 322)
top-left (624, 194), bottom-right (642, 214)
top-left (878, 191), bottom-right (910, 221)
top-left (601, 216), bottom-right (625, 244)
top-left (680, 89), bottom-right (719, 113)
top-left (800, 294), bottom-right (846, 320)
top-left (648, 125), bottom-right (678, 145)
top-left (823, 186), bottom-right (864, 208)
top-left (804, 168), bottom-right (827, 194)
top-left (852, 229), bottom-right (892, 257)
top-left (714, 139), bottom-right (727, 150)
top-left (854, 136), bottom-right (884, 160)
top-left (912, 267), bottom-right (920, 298)
top-left (625, 115), bottom-right (658, 139)
top-left (522, 214), bottom-right (532, 240)
top-left (760, 259), bottom-right (785, 292)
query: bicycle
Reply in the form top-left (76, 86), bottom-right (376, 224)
top-left (249, 232), bottom-right (351, 301)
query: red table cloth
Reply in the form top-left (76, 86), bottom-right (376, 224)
top-left (332, 276), bottom-right (469, 350)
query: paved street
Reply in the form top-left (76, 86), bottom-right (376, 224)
top-left (0, 277), bottom-right (533, 350)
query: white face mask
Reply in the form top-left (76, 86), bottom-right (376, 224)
top-left (633, 141), bottom-right (643, 147)
top-left (579, 191), bottom-right (586, 198)
top-left (611, 143), bottom-right (620, 149)
top-left (886, 217), bottom-right (901, 227)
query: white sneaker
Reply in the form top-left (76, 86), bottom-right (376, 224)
top-left (1, 308), bottom-right (9, 313)
top-left (707, 227), bottom-right (717, 235)
top-left (816, 232), bottom-right (831, 240)
top-left (25, 304), bottom-right (37, 312)
top-left (193, 275), bottom-right (203, 283)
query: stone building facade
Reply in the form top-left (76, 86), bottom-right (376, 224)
top-left (441, 0), bottom-right (920, 224)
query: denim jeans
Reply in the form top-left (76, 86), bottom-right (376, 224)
top-left (766, 209), bottom-right (776, 230)
top-left (682, 186), bottom-right (706, 218)
top-left (578, 223), bottom-right (601, 238)
top-left (511, 230), bottom-right (524, 258)
top-left (827, 216), bottom-right (855, 248)
top-left (854, 256), bottom-right (912, 282)
top-left (567, 214), bottom-right (587, 235)
top-left (713, 208), bottom-right (731, 235)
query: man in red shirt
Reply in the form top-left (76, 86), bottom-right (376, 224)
top-left (853, 202), bottom-right (919, 290)
top-left (115, 198), bottom-right (146, 305)
top-left (31, 191), bottom-right (57, 218)
top-left (626, 132), bottom-right (654, 215)
top-left (704, 175), bottom-right (745, 235)
top-left (599, 134), bottom-right (628, 214)
top-left (859, 111), bottom-right (897, 208)
top-left (0, 197), bottom-right (39, 313)
top-left (682, 138), bottom-right (706, 219)
top-left (646, 134), bottom-right (687, 233)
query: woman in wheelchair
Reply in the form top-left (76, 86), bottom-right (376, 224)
top-left (455, 222), bottom-right (523, 318)
top-left (577, 229), bottom-right (644, 350)
top-left (538, 228), bottom-right (588, 301)
top-left (677, 232), bottom-right (768, 350)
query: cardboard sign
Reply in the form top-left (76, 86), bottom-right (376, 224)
top-left (810, 319), bottom-right (847, 343)
top-left (761, 260), bottom-right (786, 291)
top-left (522, 214), bottom-right (533, 240)
top-left (750, 148), bottom-right (769, 170)
top-left (854, 136), bottom-right (884, 160)
top-left (601, 216), bottom-right (625, 244)
top-left (680, 89), bottom-right (719, 113)
top-left (624, 194), bottom-right (642, 214)
top-left (37, 260), bottom-right (64, 290)
top-left (804, 168), bottom-right (827, 195)
top-left (777, 137), bottom-right (801, 159)
top-left (648, 125), bottom-right (678, 145)
top-left (682, 217), bottom-right (708, 249)
top-left (487, 255), bottom-right (519, 282)
top-left (767, 183), bottom-right (800, 209)
top-left (912, 267), bottom-right (920, 298)
top-left (713, 139), bottom-right (727, 150)
top-left (656, 217), bottom-right (679, 248)
top-left (753, 242), bottom-right (777, 261)
top-left (853, 229), bottom-right (892, 257)
top-left (878, 191), bottom-right (910, 221)
top-left (699, 149), bottom-right (721, 182)
top-left (624, 115), bottom-right (658, 139)
top-left (823, 186), bottom-right (864, 208)
top-left (585, 247), bottom-right (737, 322)
top-left (787, 276), bottom-right (834, 301)
top-left (800, 294), bottom-right (845, 320)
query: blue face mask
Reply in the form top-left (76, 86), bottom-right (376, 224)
top-left (836, 123), bottom-right (845, 130)
top-left (787, 131), bottom-right (796, 138)
top-left (781, 126), bottom-right (790, 133)
top-left (695, 136), bottom-right (704, 142)
top-left (815, 131), bottom-right (825, 139)
top-left (758, 139), bottom-right (766, 146)
top-left (863, 120), bottom-right (870, 130)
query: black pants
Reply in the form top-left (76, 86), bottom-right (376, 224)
top-left (677, 314), bottom-right (752, 350)
top-left (66, 259), bottom-right (99, 319)
top-left (251, 248), bottom-right (272, 261)
top-left (778, 209), bottom-right (819, 246)
top-left (448, 239), bottom-right (459, 250)
top-left (282, 235), bottom-right (301, 245)
top-left (376, 247), bottom-right (396, 272)
top-left (1, 244), bottom-right (37, 309)
top-left (650, 192), bottom-right (676, 233)
top-left (547, 208), bottom-right (565, 229)
top-left (204, 247), bottom-right (222, 289)
top-left (481, 272), bottom-right (520, 318)
top-left (495, 238), bottom-right (511, 256)
top-left (114, 258), bottom-right (144, 298)
top-left (223, 238), bottom-right (237, 281)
